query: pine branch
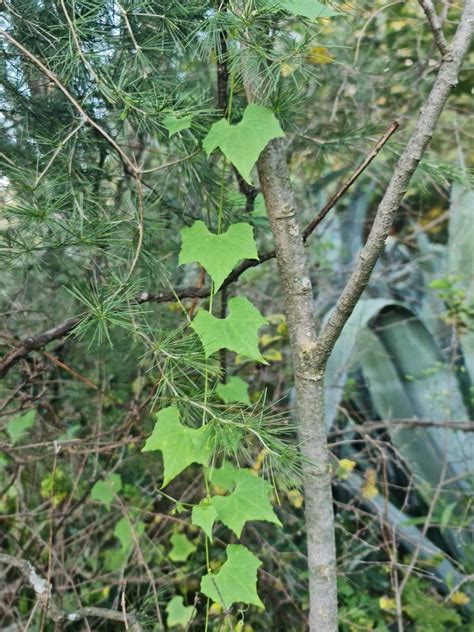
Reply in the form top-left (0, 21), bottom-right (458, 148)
top-left (0, 124), bottom-right (398, 379)
top-left (0, 30), bottom-right (138, 176)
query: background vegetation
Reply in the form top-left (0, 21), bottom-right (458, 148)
top-left (1, 1), bottom-right (473, 630)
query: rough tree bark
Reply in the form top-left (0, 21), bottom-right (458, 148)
top-left (253, 2), bottom-right (473, 630)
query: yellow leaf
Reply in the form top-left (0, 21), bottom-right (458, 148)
top-left (339, 459), bottom-right (356, 473)
top-left (361, 469), bottom-right (379, 498)
top-left (259, 333), bottom-right (281, 346)
top-left (281, 63), bottom-right (295, 77)
top-left (267, 313), bottom-right (286, 326)
top-left (365, 468), bottom-right (377, 485)
top-left (379, 596), bottom-right (397, 611)
top-left (306, 46), bottom-right (332, 65)
top-left (390, 84), bottom-right (405, 95)
top-left (252, 448), bottom-right (267, 472)
top-left (361, 483), bottom-right (379, 499)
top-left (276, 321), bottom-right (288, 336)
top-left (287, 489), bottom-right (304, 509)
top-left (101, 586), bottom-right (110, 599)
top-left (450, 591), bottom-right (470, 606)
top-left (390, 20), bottom-right (408, 31)
top-left (263, 348), bottom-right (282, 362)
top-left (336, 458), bottom-right (356, 480)
top-left (209, 602), bottom-right (222, 616)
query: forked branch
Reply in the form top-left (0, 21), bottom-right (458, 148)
top-left (315, 0), bottom-right (474, 366)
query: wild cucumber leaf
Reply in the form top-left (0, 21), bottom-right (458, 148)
top-left (163, 114), bottom-right (192, 137)
top-left (169, 533), bottom-right (196, 562)
top-left (210, 460), bottom-right (240, 492)
top-left (166, 595), bottom-right (195, 628)
top-left (200, 544), bottom-right (263, 608)
top-left (6, 409), bottom-right (36, 444)
top-left (203, 104), bottom-right (284, 184)
top-left (273, 1), bottom-right (341, 18)
top-left (142, 406), bottom-right (213, 486)
top-left (90, 473), bottom-right (122, 510)
top-left (216, 376), bottom-right (251, 405)
top-left (179, 221), bottom-right (258, 292)
top-left (210, 469), bottom-right (281, 537)
top-left (191, 297), bottom-right (268, 362)
top-left (191, 501), bottom-right (218, 540)
top-left (114, 517), bottom-right (145, 550)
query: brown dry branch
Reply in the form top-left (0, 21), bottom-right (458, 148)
top-left (0, 553), bottom-right (143, 631)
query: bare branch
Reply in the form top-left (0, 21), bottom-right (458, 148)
top-left (224, 121), bottom-right (400, 284)
top-left (0, 553), bottom-right (143, 631)
top-left (0, 317), bottom-right (81, 378)
top-left (301, 120), bottom-right (400, 241)
top-left (316, 0), bottom-right (474, 367)
top-left (418, 0), bottom-right (450, 55)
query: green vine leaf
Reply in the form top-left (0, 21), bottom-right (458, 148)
top-left (203, 104), bottom-right (284, 184)
top-left (200, 544), bottom-right (263, 609)
top-left (113, 517), bottom-right (145, 550)
top-left (90, 474), bottom-right (122, 510)
top-left (169, 533), bottom-right (196, 562)
top-left (142, 406), bottom-right (213, 486)
top-left (210, 469), bottom-right (281, 537)
top-left (179, 221), bottom-right (258, 292)
top-left (210, 460), bottom-right (240, 493)
top-left (272, 1), bottom-right (341, 18)
top-left (163, 114), bottom-right (192, 137)
top-left (6, 409), bottom-right (36, 445)
top-left (216, 376), bottom-right (251, 405)
top-left (191, 501), bottom-right (218, 540)
top-left (191, 297), bottom-right (268, 362)
top-left (166, 595), bottom-right (195, 628)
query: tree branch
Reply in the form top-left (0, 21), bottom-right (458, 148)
top-left (301, 120), bottom-right (399, 241)
top-left (0, 553), bottom-right (143, 631)
top-left (316, 0), bottom-right (474, 367)
top-left (0, 122), bottom-right (398, 379)
top-left (223, 120), bottom-right (399, 284)
top-left (418, 0), bottom-right (450, 56)
top-left (0, 30), bottom-right (138, 176)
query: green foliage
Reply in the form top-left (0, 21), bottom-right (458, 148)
top-left (169, 533), bottom-right (197, 562)
top-left (272, 1), bottom-right (342, 18)
top-left (166, 595), bottom-right (195, 628)
top-left (142, 406), bottom-right (213, 486)
top-left (200, 544), bottom-right (263, 609)
top-left (209, 468), bottom-right (281, 537)
top-left (210, 460), bottom-right (240, 492)
top-left (203, 104), bottom-right (284, 184)
top-left (113, 517), bottom-right (145, 550)
top-left (191, 501), bottom-right (218, 540)
top-left (191, 297), bottom-right (268, 361)
top-left (179, 221), bottom-right (258, 292)
top-left (6, 410), bottom-right (36, 445)
top-left (216, 376), bottom-right (251, 405)
top-left (403, 578), bottom-right (462, 630)
top-left (39, 468), bottom-right (70, 507)
top-left (163, 114), bottom-right (193, 137)
top-left (1, 0), bottom-right (472, 629)
top-left (90, 474), bottom-right (122, 510)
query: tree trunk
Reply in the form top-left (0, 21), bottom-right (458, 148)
top-left (257, 142), bottom-right (338, 631)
